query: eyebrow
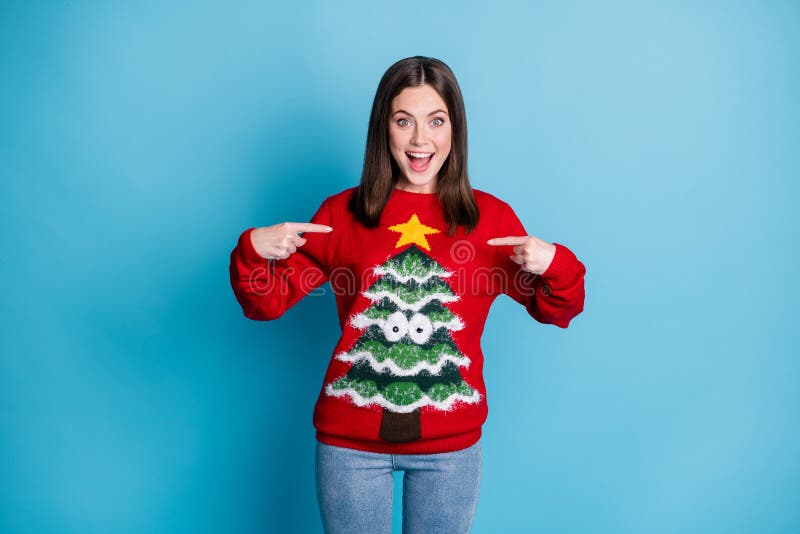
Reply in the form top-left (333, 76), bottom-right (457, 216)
top-left (392, 109), bottom-right (449, 117)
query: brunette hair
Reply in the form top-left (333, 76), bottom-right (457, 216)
top-left (347, 56), bottom-right (479, 236)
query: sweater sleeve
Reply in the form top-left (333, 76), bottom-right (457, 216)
top-left (493, 203), bottom-right (586, 328)
top-left (229, 198), bottom-right (332, 321)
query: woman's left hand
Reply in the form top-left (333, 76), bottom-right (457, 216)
top-left (487, 235), bottom-right (557, 275)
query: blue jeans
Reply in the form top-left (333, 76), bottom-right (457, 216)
top-left (315, 439), bottom-right (482, 534)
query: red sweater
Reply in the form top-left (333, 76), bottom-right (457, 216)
top-left (230, 186), bottom-right (586, 454)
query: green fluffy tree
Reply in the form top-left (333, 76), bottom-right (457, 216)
top-left (325, 244), bottom-right (481, 442)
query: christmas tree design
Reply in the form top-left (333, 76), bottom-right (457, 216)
top-left (324, 213), bottom-right (482, 443)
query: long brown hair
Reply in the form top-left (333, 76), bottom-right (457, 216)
top-left (347, 56), bottom-right (479, 236)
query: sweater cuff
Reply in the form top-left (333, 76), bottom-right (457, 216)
top-left (540, 243), bottom-right (583, 290)
top-left (238, 227), bottom-right (270, 265)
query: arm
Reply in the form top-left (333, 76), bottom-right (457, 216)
top-left (492, 203), bottom-right (586, 328)
top-left (229, 198), bottom-right (333, 321)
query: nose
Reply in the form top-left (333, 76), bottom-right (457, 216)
top-left (411, 123), bottom-right (428, 147)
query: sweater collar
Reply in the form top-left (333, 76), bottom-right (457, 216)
top-left (389, 185), bottom-right (441, 203)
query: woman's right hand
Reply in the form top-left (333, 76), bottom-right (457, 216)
top-left (250, 222), bottom-right (333, 260)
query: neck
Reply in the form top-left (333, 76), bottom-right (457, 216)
top-left (393, 183), bottom-right (438, 195)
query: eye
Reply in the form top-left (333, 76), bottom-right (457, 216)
top-left (381, 311), bottom-right (408, 342)
top-left (431, 117), bottom-right (445, 127)
top-left (407, 313), bottom-right (433, 345)
top-left (397, 118), bottom-right (410, 127)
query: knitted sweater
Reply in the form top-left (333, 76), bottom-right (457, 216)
top-left (229, 186), bottom-right (586, 454)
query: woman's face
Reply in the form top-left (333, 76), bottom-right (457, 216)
top-left (388, 84), bottom-right (452, 194)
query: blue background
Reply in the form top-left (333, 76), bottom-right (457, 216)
top-left (1, 1), bottom-right (798, 532)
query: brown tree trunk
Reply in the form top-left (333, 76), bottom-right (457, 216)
top-left (379, 408), bottom-right (421, 442)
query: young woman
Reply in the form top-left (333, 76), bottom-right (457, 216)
top-left (230, 56), bottom-right (586, 533)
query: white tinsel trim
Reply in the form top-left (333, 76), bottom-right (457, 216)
top-left (372, 264), bottom-right (452, 285)
top-left (324, 382), bottom-right (483, 413)
top-left (334, 349), bottom-right (471, 376)
top-left (362, 290), bottom-right (459, 311)
top-left (349, 313), bottom-right (464, 332)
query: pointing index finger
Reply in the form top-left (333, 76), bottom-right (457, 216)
top-left (290, 222), bottom-right (334, 234)
top-left (486, 236), bottom-right (527, 246)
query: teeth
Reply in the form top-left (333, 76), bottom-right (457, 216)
top-left (407, 152), bottom-right (433, 158)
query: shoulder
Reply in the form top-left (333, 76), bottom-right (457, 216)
top-left (314, 186), bottom-right (357, 214)
top-left (324, 186), bottom-right (357, 206)
top-left (472, 187), bottom-right (512, 214)
top-left (473, 188), bottom-right (527, 233)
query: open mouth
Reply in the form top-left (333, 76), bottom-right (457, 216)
top-left (406, 151), bottom-right (434, 172)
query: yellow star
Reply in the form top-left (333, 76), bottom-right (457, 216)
top-left (388, 213), bottom-right (440, 251)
